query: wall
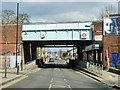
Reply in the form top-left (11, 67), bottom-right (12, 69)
top-left (1, 24), bottom-right (22, 55)
top-left (92, 21), bottom-right (102, 40)
top-left (103, 35), bottom-right (120, 68)
top-left (0, 55), bottom-right (22, 68)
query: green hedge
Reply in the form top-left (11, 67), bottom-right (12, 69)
top-left (116, 64), bottom-right (120, 69)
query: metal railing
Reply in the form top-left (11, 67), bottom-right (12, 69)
top-left (87, 61), bottom-right (103, 76)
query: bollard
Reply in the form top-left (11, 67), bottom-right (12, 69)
top-left (89, 62), bottom-right (90, 70)
top-left (17, 63), bottom-right (19, 75)
top-left (101, 65), bottom-right (103, 76)
top-left (100, 64), bottom-right (102, 75)
top-left (99, 64), bottom-right (100, 75)
top-left (91, 62), bottom-right (93, 71)
top-left (21, 61), bottom-right (23, 71)
top-left (93, 63), bottom-right (95, 72)
top-left (90, 63), bottom-right (91, 71)
top-left (92, 62), bottom-right (93, 71)
top-left (94, 63), bottom-right (96, 73)
top-left (89, 62), bottom-right (90, 71)
top-left (96, 63), bottom-right (97, 74)
top-left (90, 62), bottom-right (92, 71)
top-left (87, 62), bottom-right (89, 69)
top-left (91, 62), bottom-right (92, 71)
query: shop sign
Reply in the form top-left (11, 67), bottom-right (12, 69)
top-left (95, 35), bottom-right (102, 41)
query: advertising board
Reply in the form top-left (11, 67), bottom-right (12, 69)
top-left (104, 18), bottom-right (120, 35)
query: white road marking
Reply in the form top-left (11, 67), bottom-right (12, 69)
top-left (49, 84), bottom-right (52, 90)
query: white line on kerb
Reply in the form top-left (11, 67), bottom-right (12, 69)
top-left (49, 84), bottom-right (52, 90)
top-left (64, 79), bottom-right (67, 82)
top-left (67, 85), bottom-right (72, 90)
top-left (51, 78), bottom-right (53, 82)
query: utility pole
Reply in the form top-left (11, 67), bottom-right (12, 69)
top-left (4, 24), bottom-right (8, 78)
top-left (16, 0), bottom-right (19, 75)
top-left (102, 17), bottom-right (104, 68)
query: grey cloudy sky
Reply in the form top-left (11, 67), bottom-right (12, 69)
top-left (2, 1), bottom-right (119, 22)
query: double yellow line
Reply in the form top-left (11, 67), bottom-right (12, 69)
top-left (2, 75), bottom-right (28, 88)
top-left (2, 68), bottom-right (42, 89)
top-left (76, 71), bottom-right (100, 83)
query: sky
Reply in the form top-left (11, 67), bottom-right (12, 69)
top-left (1, 0), bottom-right (119, 52)
top-left (2, 1), bottom-right (119, 23)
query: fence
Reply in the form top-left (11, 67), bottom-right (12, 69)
top-left (87, 61), bottom-right (103, 76)
top-left (0, 56), bottom-right (10, 68)
top-left (0, 55), bottom-right (22, 68)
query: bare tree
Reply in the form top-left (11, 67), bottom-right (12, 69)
top-left (99, 4), bottom-right (116, 19)
top-left (2, 10), bottom-right (15, 24)
top-left (18, 13), bottom-right (30, 24)
top-left (2, 9), bottom-right (30, 24)
top-left (10, 16), bottom-right (17, 24)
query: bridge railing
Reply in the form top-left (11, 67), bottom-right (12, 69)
top-left (87, 61), bottom-right (103, 76)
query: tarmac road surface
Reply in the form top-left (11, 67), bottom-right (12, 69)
top-left (3, 60), bottom-right (112, 89)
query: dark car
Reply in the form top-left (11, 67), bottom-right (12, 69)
top-left (49, 58), bottom-right (54, 62)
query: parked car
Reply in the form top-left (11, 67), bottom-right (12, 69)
top-left (49, 58), bottom-right (54, 62)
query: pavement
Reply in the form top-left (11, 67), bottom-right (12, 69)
top-left (0, 64), bottom-right (40, 89)
top-left (73, 65), bottom-right (120, 89)
top-left (2, 66), bottom-right (111, 89)
top-left (0, 59), bottom-right (120, 89)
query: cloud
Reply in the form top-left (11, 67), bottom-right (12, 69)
top-left (2, 2), bottom-right (118, 23)
top-left (29, 18), bottom-right (55, 22)
top-left (30, 11), bottom-right (97, 22)
top-left (53, 11), bottom-right (93, 21)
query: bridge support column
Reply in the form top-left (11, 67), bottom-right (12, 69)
top-left (86, 52), bottom-right (89, 61)
top-left (23, 43), bottom-right (31, 63)
top-left (30, 44), bottom-right (32, 61)
top-left (31, 44), bottom-right (37, 60)
top-left (77, 46), bottom-right (83, 60)
top-left (77, 46), bottom-right (80, 60)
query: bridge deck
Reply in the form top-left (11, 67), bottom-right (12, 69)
top-left (22, 22), bottom-right (93, 41)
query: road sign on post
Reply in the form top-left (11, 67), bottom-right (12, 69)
top-left (106, 49), bottom-right (109, 70)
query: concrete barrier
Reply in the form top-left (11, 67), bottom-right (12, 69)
top-left (24, 60), bottom-right (36, 70)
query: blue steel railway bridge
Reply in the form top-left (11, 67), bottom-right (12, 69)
top-left (22, 22), bottom-right (93, 66)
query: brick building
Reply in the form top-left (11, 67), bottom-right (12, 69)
top-left (103, 35), bottom-right (120, 68)
top-left (93, 20), bottom-right (120, 68)
top-left (1, 24), bottom-right (22, 56)
top-left (83, 20), bottom-right (120, 69)
top-left (82, 21), bottom-right (103, 64)
top-left (0, 24), bottom-right (23, 68)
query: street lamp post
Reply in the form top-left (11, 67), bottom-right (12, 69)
top-left (16, 0), bottom-right (19, 75)
top-left (102, 17), bottom-right (104, 69)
